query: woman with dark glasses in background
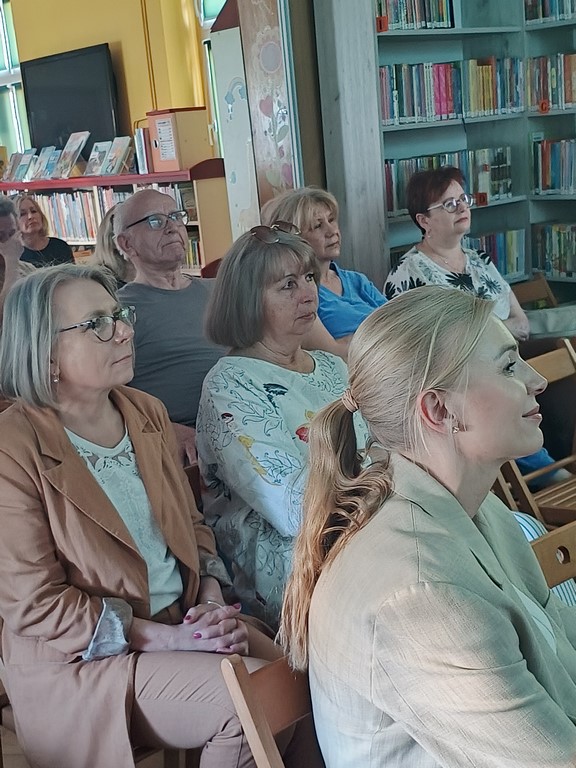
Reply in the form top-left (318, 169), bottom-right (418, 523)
top-left (196, 227), bottom-right (368, 630)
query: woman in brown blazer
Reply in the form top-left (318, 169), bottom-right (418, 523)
top-left (0, 264), bottom-right (292, 768)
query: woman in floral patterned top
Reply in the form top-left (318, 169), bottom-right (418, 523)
top-left (196, 227), bottom-right (367, 629)
top-left (384, 166), bottom-right (566, 484)
top-left (384, 166), bottom-right (530, 341)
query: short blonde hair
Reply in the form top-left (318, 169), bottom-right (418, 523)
top-left (0, 264), bottom-right (118, 408)
top-left (261, 187), bottom-right (338, 234)
top-left (14, 194), bottom-right (49, 237)
top-left (206, 230), bottom-right (320, 349)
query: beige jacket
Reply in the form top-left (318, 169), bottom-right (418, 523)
top-left (0, 387), bottom-right (220, 768)
top-left (309, 454), bottom-right (576, 767)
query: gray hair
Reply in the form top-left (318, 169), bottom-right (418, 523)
top-left (261, 187), bottom-right (339, 233)
top-left (0, 264), bottom-right (118, 408)
top-left (89, 205), bottom-right (135, 284)
top-left (206, 230), bottom-right (320, 348)
top-left (0, 196), bottom-right (16, 218)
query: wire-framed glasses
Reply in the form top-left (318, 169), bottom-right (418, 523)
top-left (124, 210), bottom-right (189, 230)
top-left (59, 306), bottom-right (136, 343)
top-left (250, 220), bottom-right (301, 243)
top-left (427, 193), bottom-right (475, 213)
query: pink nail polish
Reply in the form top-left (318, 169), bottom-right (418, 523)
top-left (233, 602), bottom-right (241, 609)
top-left (193, 632), bottom-right (202, 639)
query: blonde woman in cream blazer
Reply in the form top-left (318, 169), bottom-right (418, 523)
top-left (281, 285), bottom-right (576, 767)
top-left (0, 265), bottom-right (297, 768)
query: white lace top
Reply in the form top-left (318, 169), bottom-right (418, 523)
top-left (66, 428), bottom-right (183, 617)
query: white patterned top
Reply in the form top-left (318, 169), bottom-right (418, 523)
top-left (384, 245), bottom-right (512, 320)
top-left (66, 428), bottom-right (182, 617)
top-left (196, 350), bottom-right (368, 629)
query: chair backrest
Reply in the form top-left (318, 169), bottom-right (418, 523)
top-left (512, 272), bottom-right (558, 308)
top-left (221, 654), bottom-right (314, 768)
top-left (527, 338), bottom-right (576, 384)
top-left (531, 520), bottom-right (576, 588)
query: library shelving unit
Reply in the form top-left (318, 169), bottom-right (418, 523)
top-left (0, 158), bottom-right (232, 271)
top-left (313, 0), bottom-right (576, 288)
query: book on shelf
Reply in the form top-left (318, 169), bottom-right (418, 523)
top-left (44, 149), bottom-right (62, 179)
top-left (84, 141), bottom-right (112, 176)
top-left (533, 222), bottom-right (576, 278)
top-left (53, 131), bottom-right (90, 179)
top-left (466, 229), bottom-right (525, 280)
top-left (101, 137), bottom-right (132, 175)
top-left (3, 152), bottom-right (23, 181)
top-left (177, 182), bottom-right (198, 221)
top-left (13, 148), bottom-right (38, 182)
top-left (31, 146), bottom-right (57, 180)
top-left (134, 127), bottom-right (152, 174)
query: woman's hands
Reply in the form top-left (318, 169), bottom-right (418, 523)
top-left (181, 602), bottom-right (249, 656)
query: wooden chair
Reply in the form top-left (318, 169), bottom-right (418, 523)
top-left (512, 271), bottom-right (558, 309)
top-left (500, 339), bottom-right (576, 526)
top-left (531, 520), bottom-right (576, 588)
top-left (221, 654), bottom-right (321, 768)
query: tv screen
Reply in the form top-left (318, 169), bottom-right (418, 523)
top-left (21, 43), bottom-right (119, 160)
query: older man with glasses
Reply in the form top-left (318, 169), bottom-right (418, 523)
top-left (115, 189), bottom-right (225, 466)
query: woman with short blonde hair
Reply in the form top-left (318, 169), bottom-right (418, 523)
top-left (281, 285), bottom-right (576, 767)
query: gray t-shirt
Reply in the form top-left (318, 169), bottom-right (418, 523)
top-left (118, 277), bottom-right (225, 426)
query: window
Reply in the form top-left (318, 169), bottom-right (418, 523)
top-left (0, 0), bottom-right (29, 154)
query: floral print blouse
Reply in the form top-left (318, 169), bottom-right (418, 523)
top-left (384, 245), bottom-right (512, 320)
top-left (196, 350), bottom-right (367, 629)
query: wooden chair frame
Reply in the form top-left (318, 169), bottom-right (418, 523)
top-left (500, 339), bottom-right (576, 527)
top-left (221, 654), bottom-right (318, 768)
top-left (512, 272), bottom-right (558, 309)
top-left (531, 520), bottom-right (576, 588)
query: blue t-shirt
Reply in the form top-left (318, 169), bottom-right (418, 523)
top-left (318, 262), bottom-right (387, 338)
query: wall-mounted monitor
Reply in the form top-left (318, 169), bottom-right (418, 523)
top-left (20, 43), bottom-right (119, 159)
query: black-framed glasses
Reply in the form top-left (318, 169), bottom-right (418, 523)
top-left (124, 210), bottom-right (189, 231)
top-left (427, 193), bottom-right (475, 213)
top-left (59, 306), bottom-right (136, 343)
top-left (250, 220), bottom-right (301, 243)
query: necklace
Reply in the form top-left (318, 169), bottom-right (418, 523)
top-left (421, 241), bottom-right (465, 271)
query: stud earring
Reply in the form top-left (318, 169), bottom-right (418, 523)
top-left (52, 374), bottom-right (59, 384)
top-left (452, 425), bottom-right (460, 434)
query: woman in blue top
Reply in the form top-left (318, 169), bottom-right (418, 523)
top-left (261, 187), bottom-right (386, 344)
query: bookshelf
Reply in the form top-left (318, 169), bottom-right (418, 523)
top-left (0, 158), bottom-right (232, 271)
top-left (313, 0), bottom-right (576, 287)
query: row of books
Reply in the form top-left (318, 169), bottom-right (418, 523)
top-left (2, 132), bottom-right (134, 183)
top-left (465, 229), bottom-right (526, 279)
top-left (526, 54), bottom-right (576, 111)
top-left (385, 146), bottom-right (513, 215)
top-left (28, 182), bottom-right (197, 245)
top-left (533, 222), bottom-right (576, 277)
top-left (532, 137), bottom-right (576, 194)
top-left (525, 0), bottom-right (576, 21)
top-left (186, 234), bottom-right (202, 269)
top-left (375, 0), bottom-right (453, 29)
top-left (380, 57), bottom-right (525, 125)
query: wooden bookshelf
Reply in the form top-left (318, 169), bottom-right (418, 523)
top-left (314, 0), bottom-right (576, 286)
top-left (0, 158), bottom-right (232, 269)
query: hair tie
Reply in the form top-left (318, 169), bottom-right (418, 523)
top-left (341, 388), bottom-right (359, 413)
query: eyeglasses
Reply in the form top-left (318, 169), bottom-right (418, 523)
top-left (427, 193), bottom-right (475, 213)
top-left (250, 220), bottom-right (301, 243)
top-left (59, 306), bottom-right (136, 343)
top-left (124, 210), bottom-right (189, 231)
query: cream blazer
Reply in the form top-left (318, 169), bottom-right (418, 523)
top-left (0, 387), bottom-right (219, 768)
top-left (309, 454), bottom-right (576, 767)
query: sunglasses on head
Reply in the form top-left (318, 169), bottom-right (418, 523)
top-left (250, 221), bottom-right (301, 243)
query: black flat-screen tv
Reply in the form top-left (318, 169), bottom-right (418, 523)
top-left (21, 43), bottom-right (119, 160)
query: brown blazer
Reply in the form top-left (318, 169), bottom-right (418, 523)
top-left (0, 387), bottom-right (219, 768)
